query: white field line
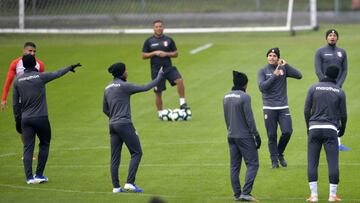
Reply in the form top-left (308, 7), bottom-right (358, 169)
top-left (0, 183), bottom-right (176, 198)
top-left (0, 153), bottom-right (17, 158)
top-left (189, 43), bottom-right (213, 55)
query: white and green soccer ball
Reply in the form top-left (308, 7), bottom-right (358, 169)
top-left (160, 109), bottom-right (173, 121)
top-left (182, 108), bottom-right (192, 121)
top-left (172, 108), bottom-right (185, 121)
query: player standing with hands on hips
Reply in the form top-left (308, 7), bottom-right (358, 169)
top-left (12, 54), bottom-right (81, 184)
top-left (258, 48), bottom-right (302, 169)
top-left (223, 71), bottom-right (261, 202)
top-left (304, 65), bottom-right (346, 202)
top-left (314, 29), bottom-right (349, 151)
top-left (142, 20), bottom-right (190, 119)
top-left (103, 62), bottom-right (164, 193)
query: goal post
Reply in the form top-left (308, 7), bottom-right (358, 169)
top-left (0, 0), bottom-right (317, 34)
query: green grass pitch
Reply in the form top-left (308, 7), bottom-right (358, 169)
top-left (0, 24), bottom-right (359, 203)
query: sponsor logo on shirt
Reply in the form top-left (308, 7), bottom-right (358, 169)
top-left (224, 93), bottom-right (241, 99)
top-left (105, 83), bottom-right (121, 90)
top-left (337, 51), bottom-right (342, 57)
top-left (324, 53), bottom-right (333, 56)
top-left (151, 43), bottom-right (159, 47)
top-left (315, 86), bottom-right (340, 93)
top-left (18, 75), bottom-right (40, 81)
top-left (163, 41), bottom-right (168, 47)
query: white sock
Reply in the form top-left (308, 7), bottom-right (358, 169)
top-left (180, 98), bottom-right (186, 105)
top-left (309, 181), bottom-right (318, 196)
top-left (158, 110), bottom-right (162, 117)
top-left (330, 184), bottom-right (338, 196)
top-left (338, 137), bottom-right (341, 146)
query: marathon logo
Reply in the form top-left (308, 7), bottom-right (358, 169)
top-left (224, 93), bottom-right (241, 99)
top-left (315, 86), bottom-right (340, 93)
top-left (18, 75), bottom-right (40, 81)
top-left (105, 83), bottom-right (121, 90)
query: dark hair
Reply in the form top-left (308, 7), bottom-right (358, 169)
top-left (233, 71), bottom-right (248, 87)
top-left (24, 42), bottom-right (36, 49)
top-left (22, 54), bottom-right (37, 69)
top-left (152, 20), bottom-right (164, 25)
top-left (108, 62), bottom-right (126, 79)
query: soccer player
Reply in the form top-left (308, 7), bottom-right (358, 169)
top-left (1, 42), bottom-right (45, 112)
top-left (258, 48), bottom-right (302, 168)
top-left (13, 54), bottom-right (81, 184)
top-left (142, 20), bottom-right (190, 118)
top-left (304, 65), bottom-right (346, 202)
top-left (103, 62), bottom-right (164, 193)
top-left (314, 29), bottom-right (349, 151)
top-left (223, 71), bottom-right (261, 202)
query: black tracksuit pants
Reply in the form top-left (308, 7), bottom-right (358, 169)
top-left (308, 128), bottom-right (339, 184)
top-left (109, 122), bottom-right (142, 188)
top-left (21, 116), bottom-right (51, 180)
top-left (228, 137), bottom-right (259, 197)
top-left (263, 108), bottom-right (293, 162)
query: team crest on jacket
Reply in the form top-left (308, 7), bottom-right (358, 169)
top-left (337, 51), bottom-right (342, 57)
top-left (163, 41), bottom-right (168, 47)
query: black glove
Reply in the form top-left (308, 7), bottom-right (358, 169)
top-left (338, 126), bottom-right (345, 137)
top-left (254, 133), bottom-right (261, 149)
top-left (69, 63), bottom-right (82, 72)
top-left (15, 116), bottom-right (22, 134)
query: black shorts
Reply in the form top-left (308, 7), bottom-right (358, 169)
top-left (151, 66), bottom-right (182, 92)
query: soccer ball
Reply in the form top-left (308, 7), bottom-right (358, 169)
top-left (172, 109), bottom-right (185, 121)
top-left (183, 109), bottom-right (192, 121)
top-left (160, 109), bottom-right (173, 121)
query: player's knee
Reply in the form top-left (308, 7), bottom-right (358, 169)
top-left (175, 78), bottom-right (183, 84)
top-left (267, 134), bottom-right (277, 142)
top-left (282, 130), bottom-right (292, 137)
top-left (250, 161), bottom-right (259, 170)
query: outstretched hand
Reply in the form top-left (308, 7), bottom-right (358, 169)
top-left (70, 63), bottom-right (82, 72)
